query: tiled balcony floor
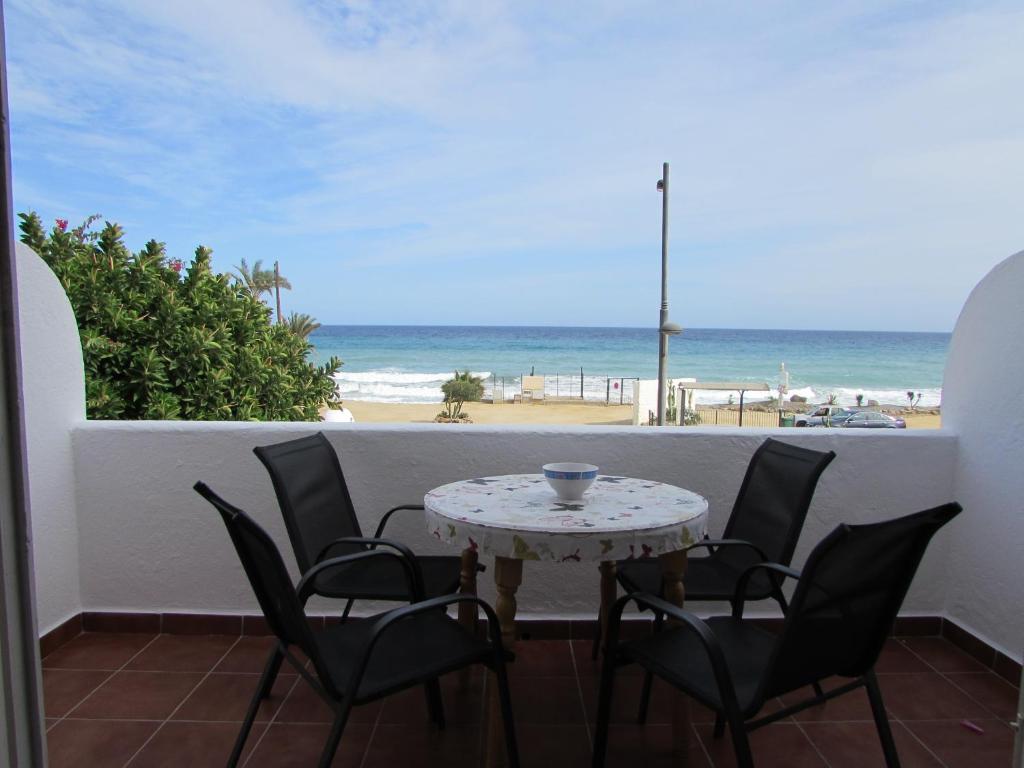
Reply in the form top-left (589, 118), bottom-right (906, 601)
top-left (43, 631), bottom-right (1017, 767)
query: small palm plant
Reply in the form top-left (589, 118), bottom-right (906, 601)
top-left (285, 312), bottom-right (321, 339)
top-left (439, 370), bottom-right (484, 422)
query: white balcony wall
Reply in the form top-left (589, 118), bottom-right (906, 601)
top-left (71, 422), bottom-right (957, 620)
top-left (943, 247), bottom-right (1024, 661)
top-left (15, 244), bottom-right (85, 633)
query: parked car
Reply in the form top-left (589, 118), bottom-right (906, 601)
top-left (795, 405), bottom-right (855, 427)
top-left (840, 411), bottom-right (907, 429)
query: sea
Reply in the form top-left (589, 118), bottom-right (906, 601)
top-left (307, 326), bottom-right (949, 408)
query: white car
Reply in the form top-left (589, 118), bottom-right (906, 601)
top-left (795, 405), bottom-right (852, 427)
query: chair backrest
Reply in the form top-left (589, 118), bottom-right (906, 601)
top-left (763, 502), bottom-right (962, 697)
top-left (254, 432), bottom-right (363, 573)
top-left (720, 439), bottom-right (836, 570)
top-left (193, 482), bottom-right (331, 684)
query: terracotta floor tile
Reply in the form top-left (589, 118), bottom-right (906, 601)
top-left (126, 634), bottom-right (237, 673)
top-left (47, 719), bottom-right (158, 768)
top-left (800, 721), bottom-right (943, 767)
top-left (517, 724), bottom-right (593, 768)
top-left (274, 677), bottom-right (381, 724)
top-left (70, 670), bottom-right (204, 720)
top-left (945, 672), bottom-right (1021, 720)
top-left (378, 672), bottom-right (485, 726)
top-left (172, 672), bottom-right (296, 722)
top-left (905, 718), bottom-right (1015, 768)
top-left (244, 722), bottom-right (372, 767)
top-left (509, 675), bottom-right (586, 725)
top-left (779, 678), bottom-right (876, 722)
top-left (579, 673), bottom-right (680, 726)
top-left (696, 722), bottom-right (827, 768)
top-left (600, 723), bottom-right (711, 768)
top-left (879, 673), bottom-right (990, 721)
top-left (875, 639), bottom-right (932, 674)
top-left (362, 724), bottom-right (480, 768)
top-left (212, 635), bottom-right (280, 674)
top-left (42, 669), bottom-right (112, 718)
top-left (129, 721), bottom-right (266, 767)
top-left (43, 632), bottom-right (155, 670)
top-left (508, 639), bottom-right (575, 676)
top-left (571, 639), bottom-right (644, 677)
top-left (900, 637), bottom-right (987, 673)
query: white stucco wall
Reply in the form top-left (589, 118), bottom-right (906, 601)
top-left (943, 248), bottom-right (1024, 660)
top-left (15, 244), bottom-right (85, 634)
top-left (71, 422), bottom-right (957, 620)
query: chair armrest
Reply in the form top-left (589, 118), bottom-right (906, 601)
top-left (373, 504), bottom-right (426, 538)
top-left (345, 593), bottom-right (509, 697)
top-left (296, 549), bottom-right (423, 605)
top-left (686, 538), bottom-right (768, 562)
top-left (316, 536), bottom-right (427, 601)
top-left (731, 563), bottom-right (802, 619)
top-left (606, 592), bottom-right (743, 718)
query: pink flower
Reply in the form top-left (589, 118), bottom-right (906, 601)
top-left (169, 259), bottom-right (184, 273)
top-left (55, 218), bottom-right (68, 232)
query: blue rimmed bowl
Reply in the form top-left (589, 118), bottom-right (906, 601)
top-left (542, 462), bottom-right (599, 500)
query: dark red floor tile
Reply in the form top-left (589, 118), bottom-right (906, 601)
top-left (579, 673), bottom-right (679, 725)
top-left (362, 724), bottom-right (480, 768)
top-left (875, 639), bottom-right (932, 674)
top-left (780, 678), bottom-right (875, 722)
top-left (801, 721), bottom-right (942, 767)
top-left (508, 639), bottom-right (575, 676)
top-left (905, 718), bottom-right (1015, 768)
top-left (43, 632), bottom-right (155, 670)
top-left (379, 671), bottom-right (484, 726)
top-left (509, 675), bottom-right (586, 725)
top-left (70, 670), bottom-right (204, 720)
top-left (517, 724), bottom-right (593, 768)
top-left (879, 673), bottom-right (990, 721)
top-left (601, 723), bottom-right (711, 768)
top-left (47, 719), bottom-right (158, 768)
top-left (945, 672), bottom-right (1021, 720)
top-left (244, 722), bottom-right (372, 767)
top-left (571, 639), bottom-right (643, 677)
top-left (212, 635), bottom-right (279, 674)
top-left (130, 721), bottom-right (265, 767)
top-left (275, 677), bottom-right (380, 724)
top-left (126, 634), bottom-right (237, 673)
top-left (42, 669), bottom-right (112, 718)
top-left (696, 722), bottom-right (827, 768)
top-left (901, 637), bottom-right (987, 673)
top-left (172, 672), bottom-right (296, 722)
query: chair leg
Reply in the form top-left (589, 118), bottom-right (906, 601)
top-left (317, 705), bottom-right (351, 768)
top-left (340, 598), bottom-right (355, 622)
top-left (713, 714), bottom-right (726, 738)
top-left (725, 709), bottom-right (754, 768)
top-left (228, 647), bottom-right (282, 767)
top-left (424, 678), bottom-right (446, 730)
top-left (636, 610), bottom-right (664, 724)
top-left (811, 681), bottom-right (825, 699)
top-left (592, 660), bottom-right (617, 767)
top-left (864, 670), bottom-right (901, 768)
top-left (494, 659), bottom-right (521, 768)
top-left (591, 616), bottom-right (601, 661)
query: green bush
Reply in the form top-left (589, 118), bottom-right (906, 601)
top-left (439, 370), bottom-right (483, 421)
top-left (19, 213), bottom-right (342, 420)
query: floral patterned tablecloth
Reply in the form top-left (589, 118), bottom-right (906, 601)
top-left (424, 474), bottom-right (708, 562)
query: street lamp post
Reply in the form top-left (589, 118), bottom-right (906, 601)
top-left (656, 162), bottom-right (682, 426)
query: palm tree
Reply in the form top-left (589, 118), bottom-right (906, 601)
top-left (285, 312), bottom-right (320, 339)
top-left (233, 259), bottom-right (292, 300)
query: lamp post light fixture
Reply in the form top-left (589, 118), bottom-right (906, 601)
top-left (656, 162), bottom-right (683, 426)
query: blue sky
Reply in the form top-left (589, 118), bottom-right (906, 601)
top-left (6, 1), bottom-right (1023, 331)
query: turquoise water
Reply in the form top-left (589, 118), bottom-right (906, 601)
top-left (308, 326), bottom-right (950, 406)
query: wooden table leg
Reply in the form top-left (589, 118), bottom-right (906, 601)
top-left (457, 546), bottom-right (479, 635)
top-left (598, 560), bottom-right (617, 656)
top-left (486, 556), bottom-right (523, 768)
top-left (660, 549), bottom-right (692, 764)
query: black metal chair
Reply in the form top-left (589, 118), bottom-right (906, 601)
top-left (593, 501), bottom-right (963, 768)
top-left (607, 438), bottom-right (836, 719)
top-left (195, 482), bottom-right (519, 768)
top-left (254, 432), bottom-right (475, 614)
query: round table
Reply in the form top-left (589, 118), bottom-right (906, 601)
top-left (424, 473), bottom-right (708, 767)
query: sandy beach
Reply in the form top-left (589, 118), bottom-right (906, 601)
top-left (338, 401), bottom-right (941, 428)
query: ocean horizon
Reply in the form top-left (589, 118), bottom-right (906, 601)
top-left (308, 325), bottom-right (949, 408)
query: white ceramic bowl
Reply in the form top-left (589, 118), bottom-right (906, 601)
top-left (542, 462), bottom-right (599, 500)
